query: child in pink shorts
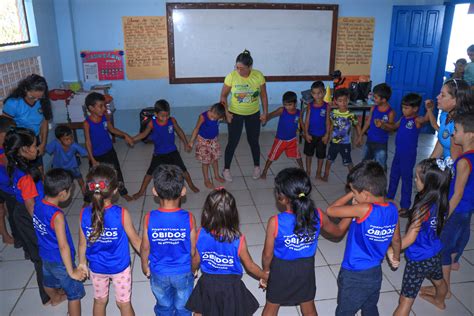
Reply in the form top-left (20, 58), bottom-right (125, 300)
top-left (78, 165), bottom-right (141, 315)
top-left (188, 103), bottom-right (226, 188)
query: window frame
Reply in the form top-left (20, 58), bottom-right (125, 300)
top-left (0, 0), bottom-right (31, 48)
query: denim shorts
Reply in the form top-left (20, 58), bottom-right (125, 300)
top-left (440, 211), bottom-right (472, 265)
top-left (42, 260), bottom-right (85, 301)
top-left (150, 272), bottom-right (194, 316)
top-left (362, 142), bottom-right (388, 170)
top-left (327, 143), bottom-right (352, 165)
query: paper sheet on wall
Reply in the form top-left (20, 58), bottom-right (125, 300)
top-left (83, 62), bottom-right (99, 82)
top-left (335, 17), bottom-right (375, 76)
top-left (122, 16), bottom-right (169, 80)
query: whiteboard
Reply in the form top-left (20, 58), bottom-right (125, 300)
top-left (167, 3), bottom-right (338, 83)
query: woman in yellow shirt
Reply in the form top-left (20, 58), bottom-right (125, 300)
top-left (220, 50), bottom-right (268, 181)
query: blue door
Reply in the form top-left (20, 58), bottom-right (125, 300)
top-left (385, 5), bottom-right (445, 132)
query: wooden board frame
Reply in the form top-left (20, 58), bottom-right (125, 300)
top-left (166, 2), bottom-right (339, 84)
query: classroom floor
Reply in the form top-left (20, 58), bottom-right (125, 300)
top-left (1, 111), bottom-right (473, 315)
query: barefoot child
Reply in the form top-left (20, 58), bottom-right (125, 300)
top-left (46, 126), bottom-right (88, 200)
top-left (33, 169), bottom-right (87, 316)
top-left (83, 92), bottom-right (134, 201)
top-left (261, 91), bottom-right (304, 179)
top-left (188, 103), bottom-right (226, 189)
top-left (327, 160), bottom-right (401, 315)
top-left (132, 99), bottom-right (199, 199)
top-left (141, 165), bottom-right (197, 315)
top-left (422, 113), bottom-right (474, 299)
top-left (79, 165), bottom-right (141, 316)
top-left (262, 168), bottom-right (351, 315)
top-left (323, 88), bottom-right (361, 180)
top-left (186, 187), bottom-right (266, 315)
top-left (388, 159), bottom-right (450, 315)
top-left (303, 81), bottom-right (330, 180)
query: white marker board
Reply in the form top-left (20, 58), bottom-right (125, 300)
top-left (167, 3), bottom-right (338, 83)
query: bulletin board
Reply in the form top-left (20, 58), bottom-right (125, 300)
top-left (334, 17), bottom-right (375, 76)
top-left (81, 50), bottom-right (125, 81)
top-left (166, 3), bottom-right (338, 84)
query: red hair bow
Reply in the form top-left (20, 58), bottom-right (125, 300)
top-left (214, 186), bottom-right (225, 191)
top-left (88, 181), bottom-right (108, 193)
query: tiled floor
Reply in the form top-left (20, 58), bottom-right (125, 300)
top-left (1, 113), bottom-right (473, 315)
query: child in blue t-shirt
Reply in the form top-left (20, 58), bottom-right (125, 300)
top-left (140, 164), bottom-right (197, 316)
top-left (46, 126), bottom-right (87, 198)
top-left (327, 160), bottom-right (401, 315)
top-left (304, 81), bottom-right (330, 180)
top-left (387, 159), bottom-right (450, 315)
top-left (377, 93), bottom-right (429, 215)
top-left (78, 164), bottom-right (141, 315)
top-left (262, 168), bottom-right (351, 315)
top-left (188, 103), bottom-right (226, 189)
top-left (132, 99), bottom-right (199, 199)
top-left (83, 92), bottom-right (134, 201)
top-left (357, 83), bottom-right (395, 170)
top-left (33, 169), bottom-right (86, 316)
top-left (186, 187), bottom-right (266, 316)
top-left (261, 91), bottom-right (304, 179)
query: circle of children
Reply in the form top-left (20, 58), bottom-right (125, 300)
top-left (0, 72), bottom-right (473, 316)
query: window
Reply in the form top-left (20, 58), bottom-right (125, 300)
top-left (0, 0), bottom-right (31, 47)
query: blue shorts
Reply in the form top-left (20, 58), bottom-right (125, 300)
top-left (42, 260), bottom-right (85, 301)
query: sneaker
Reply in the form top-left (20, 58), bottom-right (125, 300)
top-left (223, 169), bottom-right (233, 182)
top-left (252, 166), bottom-right (261, 180)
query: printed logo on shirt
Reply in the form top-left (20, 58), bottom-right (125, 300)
top-left (38, 108), bottom-right (43, 114)
top-left (382, 114), bottom-right (389, 122)
top-left (406, 120), bottom-right (415, 130)
top-left (365, 224), bottom-right (396, 242)
top-left (430, 217), bottom-right (437, 230)
top-left (84, 226), bottom-right (119, 243)
top-left (168, 125), bottom-right (174, 134)
top-left (103, 121), bottom-right (108, 130)
top-left (33, 215), bottom-right (47, 235)
top-left (150, 227), bottom-right (186, 245)
top-left (294, 116), bottom-right (299, 123)
top-left (320, 109), bottom-right (326, 117)
top-left (201, 251), bottom-right (235, 269)
top-left (233, 84), bottom-right (259, 104)
top-left (283, 233), bottom-right (317, 251)
top-left (442, 128), bottom-right (450, 139)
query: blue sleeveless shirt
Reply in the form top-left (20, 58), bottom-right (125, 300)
top-left (197, 228), bottom-right (244, 275)
top-left (405, 204), bottom-right (442, 261)
top-left (198, 111), bottom-right (219, 140)
top-left (342, 202), bottom-right (398, 271)
top-left (367, 106), bottom-right (393, 144)
top-left (146, 208), bottom-right (193, 275)
top-left (33, 200), bottom-right (75, 263)
top-left (395, 116), bottom-right (420, 154)
top-left (0, 149), bottom-right (13, 195)
top-left (86, 116), bottom-right (113, 156)
top-left (449, 151), bottom-right (474, 214)
top-left (308, 102), bottom-right (328, 137)
top-left (81, 205), bottom-right (130, 274)
top-left (151, 118), bottom-right (177, 155)
top-left (273, 209), bottom-right (323, 260)
top-left (276, 108), bottom-right (300, 141)
top-left (438, 111), bottom-right (454, 159)
top-left (12, 168), bottom-right (44, 204)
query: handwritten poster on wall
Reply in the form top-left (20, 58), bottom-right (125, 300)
top-left (81, 51), bottom-right (125, 81)
top-left (335, 17), bottom-right (375, 76)
top-left (122, 16), bottom-right (169, 80)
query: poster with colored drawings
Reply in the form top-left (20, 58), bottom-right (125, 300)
top-left (81, 50), bottom-right (125, 81)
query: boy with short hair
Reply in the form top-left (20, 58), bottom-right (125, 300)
top-left (323, 88), bottom-right (361, 180)
top-left (46, 125), bottom-right (88, 198)
top-left (141, 164), bottom-right (197, 316)
top-left (378, 93), bottom-right (429, 215)
top-left (33, 168), bottom-right (86, 316)
top-left (463, 44), bottom-right (474, 86)
top-left (132, 99), bottom-right (199, 199)
top-left (260, 91), bottom-right (304, 179)
top-left (327, 160), bottom-right (401, 316)
top-left (304, 81), bottom-right (330, 180)
top-left (357, 83), bottom-right (395, 170)
top-left (422, 113), bottom-right (474, 299)
top-left (84, 92), bottom-right (134, 201)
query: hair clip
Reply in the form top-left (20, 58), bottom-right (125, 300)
top-left (88, 180), bottom-right (108, 193)
top-left (298, 192), bottom-right (306, 198)
top-left (436, 158), bottom-right (453, 172)
top-left (214, 186), bottom-right (225, 191)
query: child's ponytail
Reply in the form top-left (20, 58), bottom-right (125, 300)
top-left (3, 127), bottom-right (41, 183)
top-left (274, 168), bottom-right (319, 236)
top-left (410, 158), bottom-right (451, 235)
top-left (86, 164), bottom-right (118, 243)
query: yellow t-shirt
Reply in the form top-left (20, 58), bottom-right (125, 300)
top-left (224, 69), bottom-right (265, 116)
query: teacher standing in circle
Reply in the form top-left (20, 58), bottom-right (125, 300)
top-left (2, 74), bottom-right (52, 168)
top-left (220, 50), bottom-right (268, 181)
